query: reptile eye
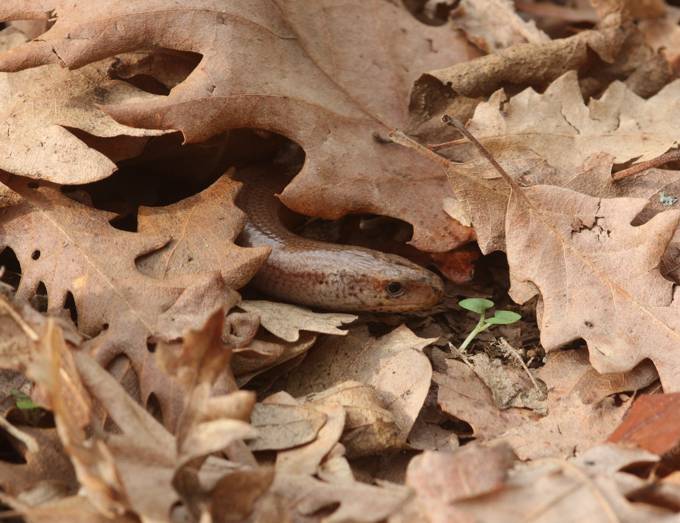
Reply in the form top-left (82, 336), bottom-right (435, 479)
top-left (386, 281), bottom-right (405, 297)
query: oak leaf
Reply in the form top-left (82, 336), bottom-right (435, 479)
top-left (506, 186), bottom-right (680, 390)
top-left (0, 175), bottom-right (257, 426)
top-left (0, 0), bottom-right (482, 252)
top-left (0, 27), bottom-right (165, 185)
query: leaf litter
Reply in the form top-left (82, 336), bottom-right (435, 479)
top-left (1, 1), bottom-right (680, 521)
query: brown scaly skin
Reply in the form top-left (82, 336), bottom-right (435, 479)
top-left (236, 172), bottom-right (444, 312)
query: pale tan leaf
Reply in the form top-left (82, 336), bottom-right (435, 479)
top-left (452, 0), bottom-right (549, 53)
top-left (0, 27), bottom-right (164, 184)
top-left (286, 325), bottom-right (434, 446)
top-left (249, 403), bottom-right (326, 452)
top-left (238, 300), bottom-right (356, 343)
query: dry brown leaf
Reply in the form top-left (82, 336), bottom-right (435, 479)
top-left (286, 325), bottom-right (434, 447)
top-left (0, 174), bottom-right (257, 427)
top-left (492, 350), bottom-right (632, 460)
top-left (232, 332), bottom-right (317, 386)
top-left (249, 402), bottom-right (326, 452)
top-left (409, 3), bottom-right (672, 131)
top-left (404, 443), bottom-right (516, 523)
top-left (467, 71), bottom-right (680, 181)
top-left (238, 300), bottom-right (356, 343)
top-left (272, 472), bottom-right (410, 523)
top-left (505, 184), bottom-right (680, 391)
top-left (0, 27), bottom-right (164, 184)
top-left (137, 173), bottom-right (269, 290)
top-left (304, 381), bottom-right (402, 459)
top-left (452, 0), bottom-right (549, 53)
top-left (438, 72), bottom-right (680, 253)
top-left (433, 356), bottom-right (530, 439)
top-left (608, 392), bottom-right (680, 456)
top-left (396, 444), bottom-right (673, 523)
top-left (435, 349), bottom-right (634, 459)
top-left (0, 0), bottom-right (483, 252)
top-left (275, 403), bottom-right (346, 477)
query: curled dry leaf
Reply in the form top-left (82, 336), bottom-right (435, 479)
top-left (0, 0), bottom-right (482, 252)
top-left (232, 332), bottom-right (317, 386)
top-left (0, 28), bottom-right (165, 185)
top-left (304, 381), bottom-right (402, 459)
top-left (452, 0), bottom-right (549, 53)
top-left (238, 300), bottom-right (356, 343)
top-left (410, 6), bottom-right (664, 127)
top-left (286, 325), bottom-right (435, 448)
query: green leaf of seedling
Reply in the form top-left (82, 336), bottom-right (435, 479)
top-left (10, 389), bottom-right (38, 411)
top-left (486, 310), bottom-right (521, 325)
top-left (459, 298), bottom-right (494, 314)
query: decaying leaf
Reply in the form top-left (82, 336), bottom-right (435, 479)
top-left (304, 381), bottom-right (402, 458)
top-left (0, 174), bottom-right (256, 427)
top-left (286, 325), bottom-right (434, 447)
top-left (451, 0), bottom-right (549, 53)
top-left (0, 0), bottom-right (483, 252)
top-left (0, 27), bottom-right (164, 185)
top-left (397, 443), bottom-right (673, 523)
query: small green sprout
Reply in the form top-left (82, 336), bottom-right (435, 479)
top-left (457, 298), bottom-right (521, 352)
top-left (10, 389), bottom-right (39, 411)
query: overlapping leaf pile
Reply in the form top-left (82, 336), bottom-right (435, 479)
top-left (2, 0), bottom-right (680, 522)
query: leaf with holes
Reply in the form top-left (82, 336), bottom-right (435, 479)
top-left (0, 0), bottom-right (481, 252)
top-left (0, 174), bottom-right (262, 427)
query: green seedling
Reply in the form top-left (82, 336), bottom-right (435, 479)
top-left (10, 389), bottom-right (39, 411)
top-left (457, 298), bottom-right (521, 352)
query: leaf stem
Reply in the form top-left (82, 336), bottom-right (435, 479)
top-left (612, 149), bottom-right (680, 181)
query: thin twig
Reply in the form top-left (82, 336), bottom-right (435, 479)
top-left (447, 342), bottom-right (475, 369)
top-left (0, 296), bottom-right (38, 341)
top-left (441, 115), bottom-right (517, 187)
top-left (612, 149), bottom-right (680, 181)
top-left (427, 137), bottom-right (467, 151)
top-left (497, 337), bottom-right (542, 395)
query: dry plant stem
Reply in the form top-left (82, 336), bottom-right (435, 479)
top-left (441, 115), bottom-right (519, 191)
top-left (448, 342), bottom-right (475, 368)
top-left (498, 337), bottom-right (542, 394)
top-left (612, 149), bottom-right (680, 181)
top-left (428, 137), bottom-right (467, 151)
top-left (0, 296), bottom-right (38, 341)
